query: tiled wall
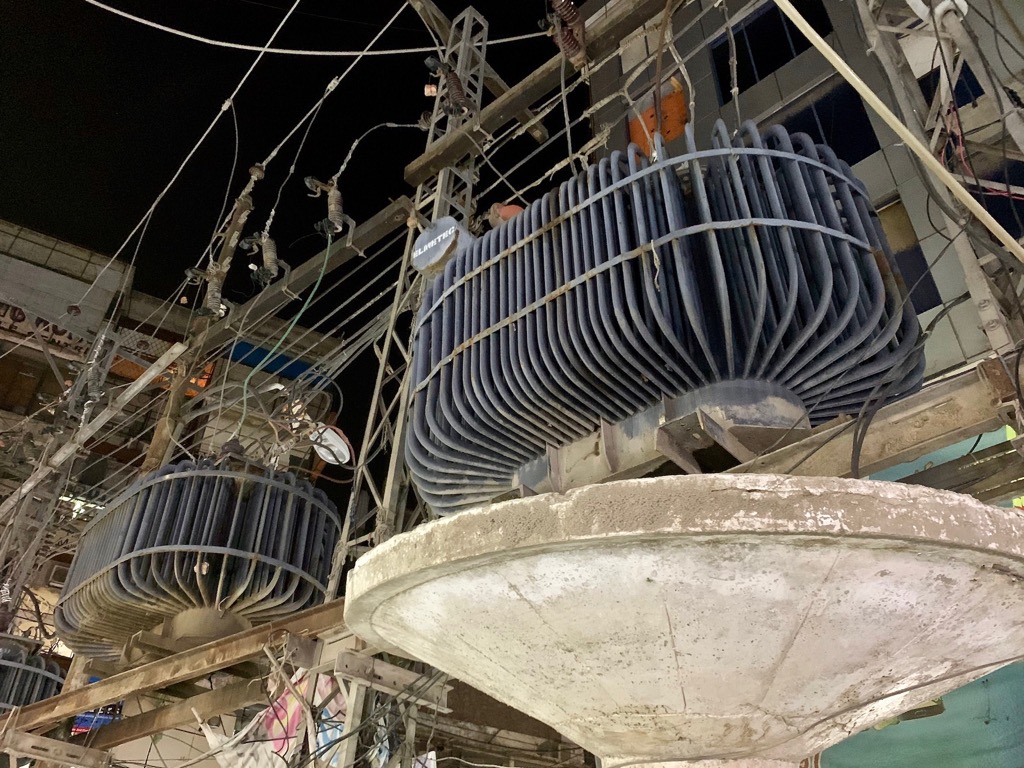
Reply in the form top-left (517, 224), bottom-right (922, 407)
top-left (0, 218), bottom-right (130, 286)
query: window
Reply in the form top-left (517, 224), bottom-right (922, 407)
top-left (877, 201), bottom-right (942, 314)
top-left (967, 159), bottom-right (1024, 241)
top-left (918, 62), bottom-right (984, 109)
top-left (777, 80), bottom-right (881, 167)
top-left (710, 0), bottom-right (833, 105)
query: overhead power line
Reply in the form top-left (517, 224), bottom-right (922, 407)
top-left (79, 0), bottom-right (547, 56)
top-left (68, 0), bottom-right (305, 318)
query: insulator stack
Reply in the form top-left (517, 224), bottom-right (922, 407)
top-left (558, 26), bottom-right (583, 61)
top-left (551, 0), bottom-right (581, 26)
top-left (443, 67), bottom-right (472, 116)
top-left (204, 274), bottom-right (223, 316)
top-left (260, 234), bottom-right (279, 280)
top-left (327, 186), bottom-right (346, 233)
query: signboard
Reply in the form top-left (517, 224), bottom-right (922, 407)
top-left (0, 302), bottom-right (88, 356)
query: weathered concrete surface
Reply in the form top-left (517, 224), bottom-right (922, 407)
top-left (345, 475), bottom-right (1024, 766)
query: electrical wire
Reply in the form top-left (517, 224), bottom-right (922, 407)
top-left (849, 291), bottom-right (970, 478)
top-left (21, 1), bottom-right (420, 502)
top-left (39, 0), bottom-right (723, 510)
top-left (264, 97), bottom-right (325, 238)
top-left (208, 101), bottom-right (242, 260)
top-left (65, 0), bottom-right (305, 323)
top-left (233, 232), bottom-right (334, 438)
top-left (78, 1), bottom-right (546, 56)
top-left (331, 122), bottom-right (423, 183)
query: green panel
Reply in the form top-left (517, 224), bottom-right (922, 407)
top-left (819, 664), bottom-right (1024, 768)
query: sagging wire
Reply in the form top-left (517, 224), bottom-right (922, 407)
top-left (70, 236), bottom-right (405, 501)
top-left (79, 0), bottom-right (546, 57)
top-left (65, 0), bottom-right (304, 323)
top-left (209, 237), bottom-right (403, 432)
top-left (778, 225), bottom-right (970, 474)
top-left (296, 670), bottom-right (446, 768)
top-left (57, 0), bottom-right (702, 505)
top-left (232, 232), bottom-right (334, 441)
top-left (155, 0), bottom-right (414, 335)
top-left (928, 5), bottom-right (1024, 331)
top-left (849, 291), bottom-right (971, 478)
top-left (473, 1), bottom-right (697, 204)
top-left (118, 0), bottom-right (415, 468)
top-left (331, 122), bottom-right (424, 183)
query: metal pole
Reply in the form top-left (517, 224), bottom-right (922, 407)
top-left (774, 0), bottom-right (1024, 265)
top-left (853, 0), bottom-right (1017, 354)
top-left (325, 223), bottom-right (416, 598)
top-left (939, 9), bottom-right (1024, 157)
top-left (0, 341), bottom-right (188, 521)
top-left (325, 8), bottom-right (491, 597)
top-left (140, 182), bottom-right (256, 474)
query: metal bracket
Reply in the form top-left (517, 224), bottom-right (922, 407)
top-left (0, 730), bottom-right (110, 768)
top-left (334, 652), bottom-right (452, 712)
top-left (284, 632), bottom-right (321, 670)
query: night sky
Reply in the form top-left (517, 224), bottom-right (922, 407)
top-left (2, 0), bottom-right (590, 515)
top-left (1, 0), bottom-right (558, 301)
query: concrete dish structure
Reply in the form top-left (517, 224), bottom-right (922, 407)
top-left (345, 475), bottom-right (1024, 768)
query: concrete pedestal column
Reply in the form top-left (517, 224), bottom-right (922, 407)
top-left (346, 475), bottom-right (1024, 765)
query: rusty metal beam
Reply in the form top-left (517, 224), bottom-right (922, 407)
top-left (70, 680), bottom-right (266, 750)
top-left (729, 360), bottom-right (1014, 478)
top-left (1, 731), bottom-right (109, 768)
top-left (4, 599), bottom-right (346, 735)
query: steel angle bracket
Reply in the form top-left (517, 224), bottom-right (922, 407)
top-left (1, 730), bottom-right (110, 768)
top-left (334, 651), bottom-right (451, 712)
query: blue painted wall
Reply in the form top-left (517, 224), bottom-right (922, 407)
top-left (820, 663), bottom-right (1024, 767)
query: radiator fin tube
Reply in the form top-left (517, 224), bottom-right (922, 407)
top-left (407, 122), bottom-right (923, 515)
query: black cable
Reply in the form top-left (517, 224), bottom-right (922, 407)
top-left (764, 213), bottom-right (971, 468)
top-left (964, 433), bottom-right (984, 456)
top-left (289, 671), bottom-right (443, 768)
top-left (850, 292), bottom-right (970, 479)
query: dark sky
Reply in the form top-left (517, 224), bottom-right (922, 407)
top-left (1, 0), bottom-right (556, 300)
